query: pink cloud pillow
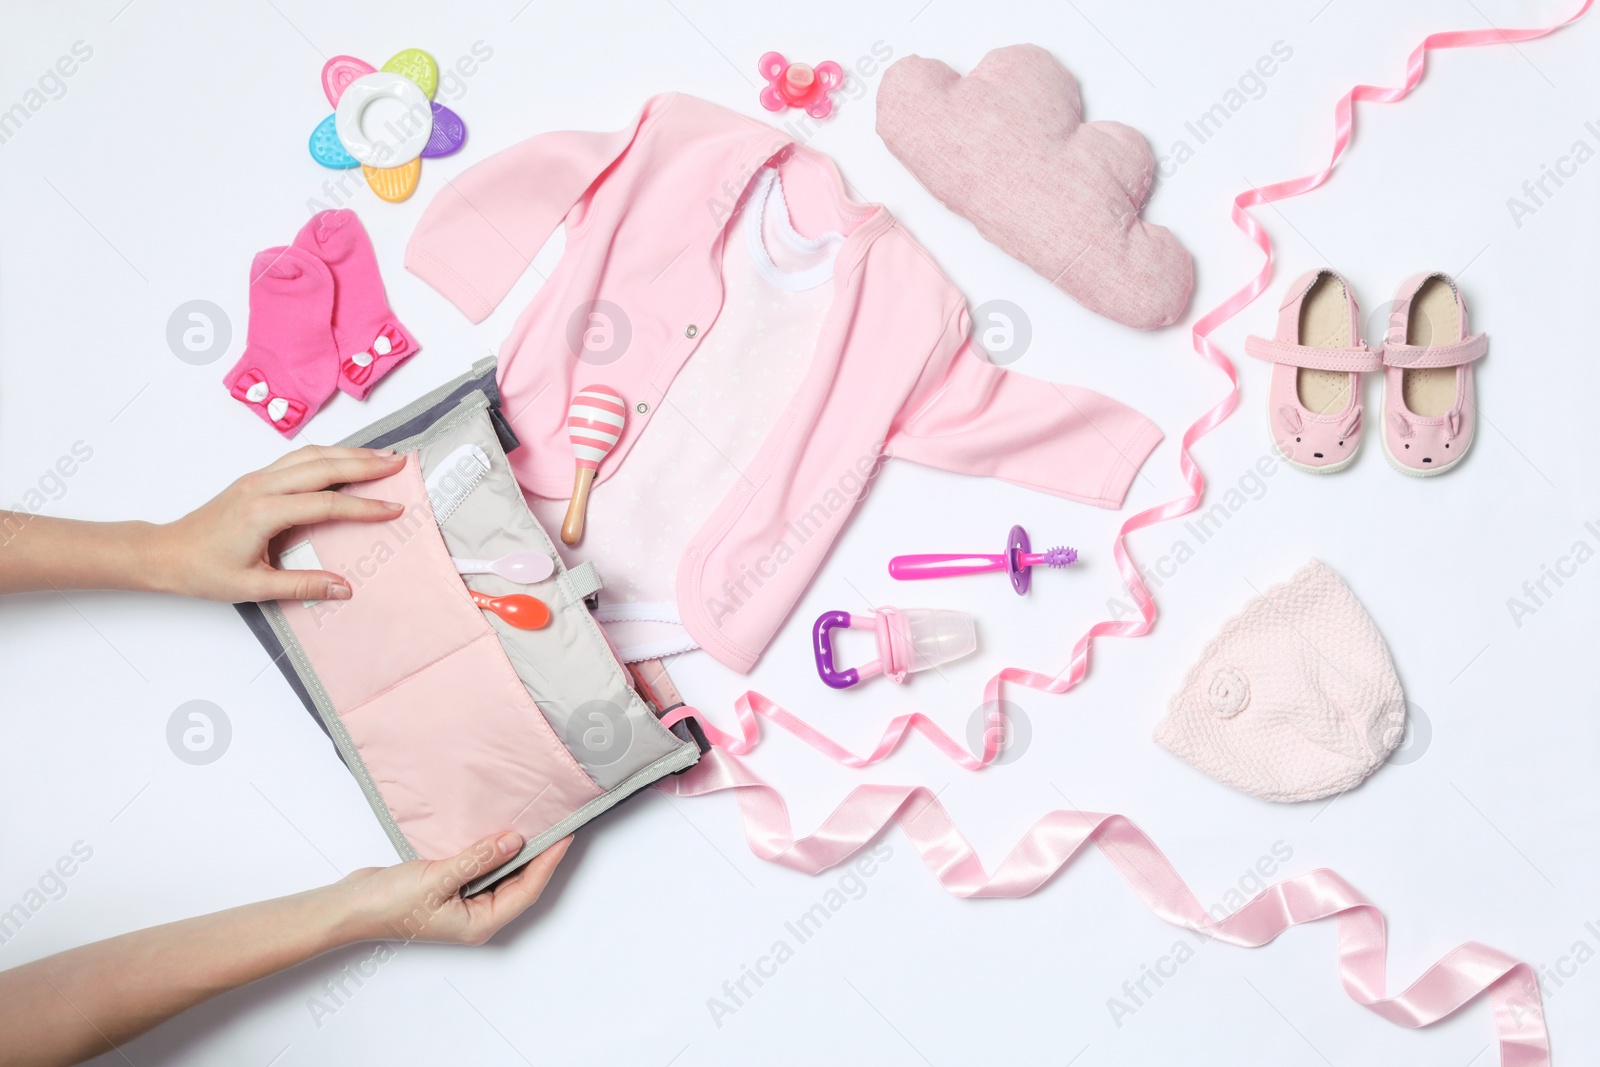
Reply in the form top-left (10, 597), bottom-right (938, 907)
top-left (877, 45), bottom-right (1193, 330)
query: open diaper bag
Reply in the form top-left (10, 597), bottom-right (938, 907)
top-left (235, 358), bottom-right (702, 892)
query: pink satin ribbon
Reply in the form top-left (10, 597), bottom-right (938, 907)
top-left (662, 7), bottom-right (1590, 1063)
top-left (662, 748), bottom-right (1551, 1065)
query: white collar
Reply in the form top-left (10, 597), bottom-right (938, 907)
top-left (742, 166), bottom-right (843, 292)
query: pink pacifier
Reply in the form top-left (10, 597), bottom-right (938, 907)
top-left (758, 52), bottom-right (845, 119)
top-left (812, 606), bottom-right (977, 690)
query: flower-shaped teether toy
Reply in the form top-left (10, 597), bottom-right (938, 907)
top-left (307, 49), bottom-right (467, 203)
top-left (758, 52), bottom-right (844, 119)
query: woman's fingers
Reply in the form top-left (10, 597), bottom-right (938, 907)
top-left (259, 445), bottom-right (396, 475)
top-left (265, 491), bottom-right (404, 530)
top-left (439, 833), bottom-right (526, 898)
top-left (469, 836), bottom-right (571, 941)
top-left (259, 452), bottom-right (405, 495)
top-left (246, 567), bottom-right (351, 603)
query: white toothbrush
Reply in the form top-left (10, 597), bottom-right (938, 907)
top-left (424, 444), bottom-right (491, 523)
top-left (451, 551), bottom-right (555, 583)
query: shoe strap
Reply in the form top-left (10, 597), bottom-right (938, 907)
top-left (1244, 335), bottom-right (1382, 373)
top-left (1381, 333), bottom-right (1486, 369)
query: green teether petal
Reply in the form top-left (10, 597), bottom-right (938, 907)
top-left (381, 48), bottom-right (438, 100)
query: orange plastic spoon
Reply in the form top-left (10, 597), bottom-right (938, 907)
top-left (470, 590), bottom-right (551, 630)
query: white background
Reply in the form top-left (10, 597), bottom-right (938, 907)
top-left (2, 0), bottom-right (1597, 1063)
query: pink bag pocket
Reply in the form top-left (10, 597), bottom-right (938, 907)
top-left (276, 455), bottom-right (604, 858)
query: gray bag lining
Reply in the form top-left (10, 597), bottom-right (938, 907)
top-left (415, 408), bottom-right (686, 792)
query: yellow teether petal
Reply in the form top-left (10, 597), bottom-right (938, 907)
top-left (363, 159), bottom-right (422, 203)
top-left (381, 48), bottom-right (438, 100)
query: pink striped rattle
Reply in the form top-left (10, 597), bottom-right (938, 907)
top-left (562, 384), bottom-right (626, 545)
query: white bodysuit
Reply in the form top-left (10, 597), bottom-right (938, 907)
top-left (530, 167), bottom-right (840, 662)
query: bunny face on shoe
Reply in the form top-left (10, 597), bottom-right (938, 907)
top-left (1272, 398), bottom-right (1361, 471)
top-left (1387, 400), bottom-right (1470, 472)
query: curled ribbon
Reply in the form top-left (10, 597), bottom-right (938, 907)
top-left (661, 748), bottom-right (1552, 1065)
top-left (660, 5), bottom-right (1591, 1062)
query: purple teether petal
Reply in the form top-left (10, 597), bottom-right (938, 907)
top-left (421, 102), bottom-right (467, 158)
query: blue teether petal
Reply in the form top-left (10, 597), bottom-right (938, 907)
top-left (420, 102), bottom-right (467, 159)
top-left (309, 113), bottom-right (359, 169)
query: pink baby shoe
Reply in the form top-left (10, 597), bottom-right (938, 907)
top-left (1245, 269), bottom-right (1382, 473)
top-left (294, 209), bottom-right (418, 400)
top-left (223, 247), bottom-right (340, 437)
top-left (1379, 272), bottom-right (1484, 477)
top-left (1153, 559), bottom-right (1406, 803)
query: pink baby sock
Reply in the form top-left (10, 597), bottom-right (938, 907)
top-left (294, 209), bottom-right (418, 400)
top-left (223, 247), bottom-right (340, 437)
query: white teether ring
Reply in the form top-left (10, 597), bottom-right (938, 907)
top-left (334, 72), bottom-right (431, 166)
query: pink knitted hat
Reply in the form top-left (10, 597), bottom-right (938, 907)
top-left (1154, 561), bottom-right (1405, 803)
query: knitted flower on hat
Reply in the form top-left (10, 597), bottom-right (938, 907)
top-left (1154, 560), bottom-right (1405, 803)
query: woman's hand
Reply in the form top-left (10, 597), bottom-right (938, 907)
top-left (0, 830), bottom-right (572, 1065)
top-left (0, 445), bottom-right (408, 600)
top-left (148, 445), bottom-right (407, 602)
top-left (336, 832), bottom-right (572, 945)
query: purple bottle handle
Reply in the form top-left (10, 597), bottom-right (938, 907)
top-left (812, 610), bottom-right (859, 689)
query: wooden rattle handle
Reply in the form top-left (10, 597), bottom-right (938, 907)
top-left (562, 467), bottom-right (597, 545)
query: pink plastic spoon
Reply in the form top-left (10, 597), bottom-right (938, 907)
top-left (451, 551), bottom-right (555, 583)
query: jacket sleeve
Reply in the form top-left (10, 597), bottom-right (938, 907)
top-left (886, 307), bottom-right (1164, 509)
top-left (404, 98), bottom-right (669, 323)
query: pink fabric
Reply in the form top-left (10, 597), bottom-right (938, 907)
top-left (276, 456), bottom-right (602, 858)
top-left (293, 209), bottom-right (418, 399)
top-left (659, 747), bottom-right (1550, 1066)
top-left (1251, 269), bottom-right (1370, 471)
top-left (1153, 560), bottom-right (1405, 802)
top-left (875, 44), bottom-right (1193, 330)
top-left (1380, 272), bottom-right (1483, 475)
top-left (224, 247), bottom-right (338, 437)
top-left (656, 10), bottom-right (1591, 1061)
top-left (529, 168), bottom-right (837, 663)
top-left (405, 93), bottom-right (1161, 673)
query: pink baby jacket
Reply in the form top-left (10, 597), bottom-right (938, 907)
top-left (406, 93), bottom-right (1162, 673)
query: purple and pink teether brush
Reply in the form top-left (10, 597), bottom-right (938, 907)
top-left (888, 524), bottom-right (1077, 595)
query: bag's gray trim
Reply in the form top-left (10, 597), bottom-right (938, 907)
top-left (565, 561), bottom-right (602, 603)
top-left (340, 356), bottom-right (507, 451)
top-left (258, 599), bottom-right (420, 862)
